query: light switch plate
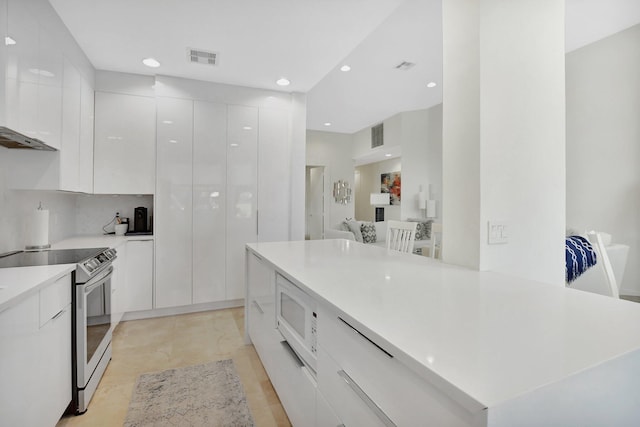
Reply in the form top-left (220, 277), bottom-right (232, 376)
top-left (488, 221), bottom-right (508, 244)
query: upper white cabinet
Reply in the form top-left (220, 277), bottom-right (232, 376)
top-left (2, 0), bottom-right (96, 193)
top-left (94, 91), bottom-right (156, 194)
top-left (4, 0), bottom-right (62, 149)
top-left (78, 77), bottom-right (95, 193)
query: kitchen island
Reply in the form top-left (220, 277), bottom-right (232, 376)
top-left (245, 239), bottom-right (640, 426)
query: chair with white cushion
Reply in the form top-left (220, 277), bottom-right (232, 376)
top-left (386, 220), bottom-right (417, 253)
top-left (430, 223), bottom-right (442, 259)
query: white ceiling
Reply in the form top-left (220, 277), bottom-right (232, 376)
top-left (49, 0), bottom-right (640, 135)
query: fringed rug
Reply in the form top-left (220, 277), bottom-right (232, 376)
top-left (124, 359), bottom-right (255, 427)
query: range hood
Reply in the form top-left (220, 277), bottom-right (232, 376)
top-left (0, 126), bottom-right (57, 151)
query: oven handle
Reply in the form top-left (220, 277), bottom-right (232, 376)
top-left (83, 266), bottom-right (114, 294)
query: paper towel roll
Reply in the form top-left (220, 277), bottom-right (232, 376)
top-left (26, 208), bottom-right (50, 249)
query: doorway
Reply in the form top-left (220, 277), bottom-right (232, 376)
top-left (305, 166), bottom-right (325, 240)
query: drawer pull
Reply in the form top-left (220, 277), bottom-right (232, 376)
top-left (337, 370), bottom-right (396, 427)
top-left (281, 340), bottom-right (304, 368)
top-left (252, 300), bottom-right (264, 314)
top-left (338, 317), bottom-right (393, 358)
top-left (52, 308), bottom-right (66, 321)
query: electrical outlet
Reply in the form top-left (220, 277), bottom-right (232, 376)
top-left (488, 221), bottom-right (508, 244)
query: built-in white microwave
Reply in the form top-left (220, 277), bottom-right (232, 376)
top-left (276, 273), bottom-right (317, 373)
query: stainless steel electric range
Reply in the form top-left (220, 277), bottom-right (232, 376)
top-left (0, 247), bottom-right (117, 414)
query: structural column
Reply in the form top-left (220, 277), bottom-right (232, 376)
top-left (442, 0), bottom-right (566, 285)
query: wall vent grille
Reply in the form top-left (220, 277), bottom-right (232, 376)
top-left (371, 123), bottom-right (384, 148)
top-left (188, 48), bottom-right (218, 66)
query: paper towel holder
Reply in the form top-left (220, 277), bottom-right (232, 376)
top-left (25, 202), bottom-right (51, 251)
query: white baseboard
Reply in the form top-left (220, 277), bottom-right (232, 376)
top-left (121, 299), bottom-right (245, 322)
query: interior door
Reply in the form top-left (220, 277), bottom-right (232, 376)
top-left (306, 166), bottom-right (325, 240)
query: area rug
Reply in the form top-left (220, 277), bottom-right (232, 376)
top-left (124, 359), bottom-right (255, 427)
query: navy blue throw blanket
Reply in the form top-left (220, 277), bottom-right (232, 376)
top-left (565, 236), bottom-right (597, 283)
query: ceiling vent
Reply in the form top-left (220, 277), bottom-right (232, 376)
top-left (371, 123), bottom-right (384, 149)
top-left (188, 48), bottom-right (218, 66)
top-left (395, 61), bottom-right (415, 71)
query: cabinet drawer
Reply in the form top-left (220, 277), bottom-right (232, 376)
top-left (318, 305), bottom-right (474, 427)
top-left (39, 274), bottom-right (71, 327)
top-left (317, 346), bottom-right (388, 427)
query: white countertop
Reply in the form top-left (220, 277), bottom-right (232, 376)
top-left (0, 264), bottom-right (75, 314)
top-left (247, 239), bottom-right (640, 410)
top-left (0, 234), bottom-right (153, 314)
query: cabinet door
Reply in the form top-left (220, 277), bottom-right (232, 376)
top-left (111, 243), bottom-right (127, 327)
top-left (78, 77), bottom-right (95, 193)
top-left (192, 101), bottom-right (227, 304)
top-left (94, 92), bottom-right (156, 194)
top-left (60, 58), bottom-right (81, 191)
top-left (126, 240), bottom-right (154, 312)
top-left (0, 293), bottom-right (40, 425)
top-left (156, 96), bottom-right (193, 308)
top-left (38, 304), bottom-right (72, 424)
top-left (226, 105), bottom-right (258, 300)
top-left (258, 107), bottom-right (291, 242)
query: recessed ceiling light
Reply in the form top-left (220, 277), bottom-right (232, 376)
top-left (323, 122), bottom-right (332, 127)
top-left (276, 77), bottom-right (290, 86)
top-left (385, 153), bottom-right (392, 157)
top-left (5, 36), bottom-right (16, 46)
top-left (142, 57), bottom-right (161, 68)
top-left (340, 65), bottom-right (351, 72)
top-left (427, 82), bottom-right (437, 88)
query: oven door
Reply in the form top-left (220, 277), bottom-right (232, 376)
top-left (76, 266), bottom-right (113, 388)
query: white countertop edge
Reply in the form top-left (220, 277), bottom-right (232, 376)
top-left (246, 240), bottom-right (640, 413)
top-left (0, 264), bottom-right (75, 314)
top-left (246, 244), bottom-right (485, 413)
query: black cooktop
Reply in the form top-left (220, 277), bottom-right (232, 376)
top-left (0, 247), bottom-right (108, 268)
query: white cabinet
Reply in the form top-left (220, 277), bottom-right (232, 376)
top-left (111, 243), bottom-right (127, 328)
top-left (0, 273), bottom-right (72, 427)
top-left (155, 96), bottom-right (194, 308)
top-left (225, 105), bottom-right (258, 300)
top-left (93, 92), bottom-right (156, 194)
top-left (78, 77), bottom-right (94, 193)
top-left (4, 0), bottom-right (62, 149)
top-left (60, 57), bottom-right (81, 191)
top-left (125, 239), bottom-right (154, 312)
top-left (192, 101), bottom-right (227, 304)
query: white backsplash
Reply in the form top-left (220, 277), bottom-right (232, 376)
top-left (0, 152), bottom-right (153, 253)
top-left (75, 194), bottom-right (153, 235)
top-left (0, 154), bottom-right (79, 253)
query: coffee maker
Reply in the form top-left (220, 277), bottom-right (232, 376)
top-left (134, 207), bottom-right (148, 232)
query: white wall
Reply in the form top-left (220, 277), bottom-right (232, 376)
top-left (75, 194), bottom-right (154, 235)
top-left (306, 131), bottom-right (355, 229)
top-left (355, 158), bottom-right (402, 222)
top-left (443, 0), bottom-right (566, 285)
top-left (566, 24), bottom-right (640, 295)
top-left (400, 106), bottom-right (443, 221)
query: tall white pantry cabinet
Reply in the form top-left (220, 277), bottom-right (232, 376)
top-left (155, 77), bottom-right (297, 309)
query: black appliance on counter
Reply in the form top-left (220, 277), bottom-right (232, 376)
top-left (133, 207), bottom-right (147, 232)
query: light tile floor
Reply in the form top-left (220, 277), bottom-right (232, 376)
top-left (57, 308), bottom-right (291, 427)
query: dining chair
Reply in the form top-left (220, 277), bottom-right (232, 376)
top-left (386, 220), bottom-right (417, 253)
